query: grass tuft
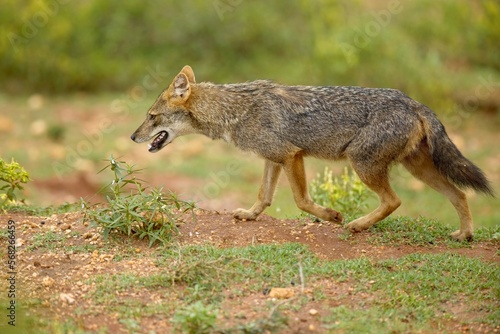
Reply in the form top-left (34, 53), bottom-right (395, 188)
top-left (172, 301), bottom-right (218, 334)
top-left (81, 156), bottom-right (196, 246)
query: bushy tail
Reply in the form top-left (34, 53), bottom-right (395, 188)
top-left (420, 107), bottom-right (494, 196)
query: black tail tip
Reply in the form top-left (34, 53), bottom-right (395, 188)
top-left (439, 158), bottom-right (495, 197)
top-left (466, 170), bottom-right (495, 197)
top-left (477, 182), bottom-right (495, 197)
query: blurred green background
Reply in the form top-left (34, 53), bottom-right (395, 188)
top-left (0, 0), bottom-right (499, 226)
top-left (2, 0), bottom-right (499, 100)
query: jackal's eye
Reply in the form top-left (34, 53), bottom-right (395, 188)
top-left (148, 114), bottom-right (155, 121)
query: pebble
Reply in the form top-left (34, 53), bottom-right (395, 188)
top-left (83, 232), bottom-right (93, 239)
top-left (268, 287), bottom-right (295, 299)
top-left (59, 223), bottom-right (71, 231)
top-left (59, 293), bottom-right (75, 304)
top-left (42, 276), bottom-right (55, 287)
top-left (15, 238), bottom-right (24, 247)
top-left (309, 309), bottom-right (319, 316)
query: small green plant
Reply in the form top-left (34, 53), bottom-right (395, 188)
top-left (81, 156), bottom-right (195, 246)
top-left (27, 231), bottom-right (65, 251)
top-left (310, 167), bottom-right (372, 220)
top-left (172, 301), bottom-right (218, 334)
top-left (0, 157), bottom-right (31, 208)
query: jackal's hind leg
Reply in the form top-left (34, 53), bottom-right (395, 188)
top-left (233, 160), bottom-right (281, 220)
top-left (402, 145), bottom-right (474, 241)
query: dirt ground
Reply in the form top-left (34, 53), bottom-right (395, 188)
top-left (1, 209), bottom-right (498, 333)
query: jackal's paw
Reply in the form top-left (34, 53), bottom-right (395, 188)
top-left (325, 208), bottom-right (343, 223)
top-left (345, 219), bottom-right (370, 233)
top-left (450, 230), bottom-right (473, 242)
top-left (233, 208), bottom-right (259, 221)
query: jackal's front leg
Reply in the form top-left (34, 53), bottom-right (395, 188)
top-left (233, 160), bottom-right (281, 220)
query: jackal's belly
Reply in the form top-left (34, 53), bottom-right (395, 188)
top-left (285, 130), bottom-right (355, 160)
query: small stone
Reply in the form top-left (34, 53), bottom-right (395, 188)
top-left (83, 232), bottom-right (93, 239)
top-left (42, 276), bottom-right (55, 287)
top-left (15, 238), bottom-right (24, 247)
top-left (268, 287), bottom-right (294, 299)
top-left (309, 309), bottom-right (319, 316)
top-left (59, 223), bottom-right (71, 231)
top-left (59, 293), bottom-right (75, 304)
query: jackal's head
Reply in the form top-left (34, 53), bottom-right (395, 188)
top-left (130, 65), bottom-right (197, 153)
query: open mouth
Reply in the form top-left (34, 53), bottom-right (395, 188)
top-left (148, 131), bottom-right (169, 152)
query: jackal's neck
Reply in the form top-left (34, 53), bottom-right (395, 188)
top-left (186, 82), bottom-right (253, 140)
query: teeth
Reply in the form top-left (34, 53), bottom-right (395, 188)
top-left (153, 132), bottom-right (166, 145)
top-left (149, 131), bottom-right (168, 152)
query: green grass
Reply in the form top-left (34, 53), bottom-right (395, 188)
top-left (365, 216), bottom-right (500, 247)
top-left (322, 253), bottom-right (499, 332)
top-left (80, 242), bottom-right (499, 332)
top-left (26, 230), bottom-right (65, 251)
top-left (172, 301), bottom-right (218, 334)
top-left (23, 229), bottom-right (100, 253)
top-left (89, 243), bottom-right (313, 305)
top-left (4, 202), bottom-right (81, 216)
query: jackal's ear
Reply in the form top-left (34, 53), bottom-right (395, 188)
top-left (180, 65), bottom-right (196, 84)
top-left (168, 72), bottom-right (191, 105)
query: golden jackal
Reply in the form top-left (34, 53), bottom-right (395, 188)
top-left (131, 65), bottom-right (493, 241)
